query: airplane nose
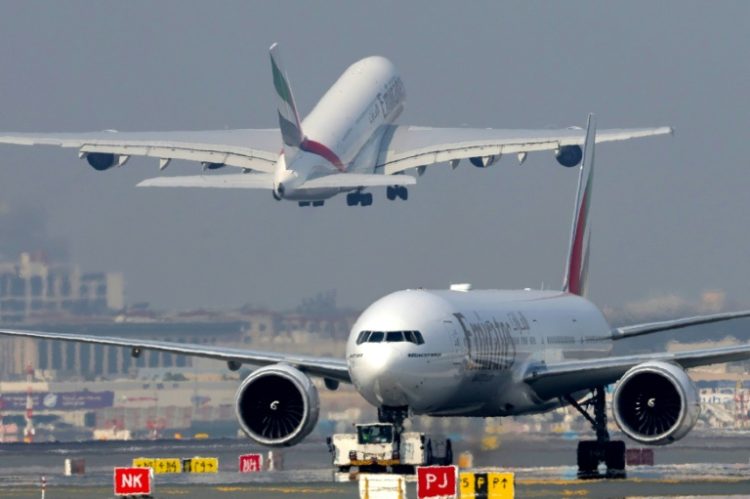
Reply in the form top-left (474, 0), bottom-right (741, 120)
top-left (360, 347), bottom-right (408, 406)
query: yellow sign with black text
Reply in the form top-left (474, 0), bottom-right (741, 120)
top-left (459, 471), bottom-right (514, 499)
top-left (182, 457), bottom-right (219, 473)
top-left (131, 457), bottom-right (182, 474)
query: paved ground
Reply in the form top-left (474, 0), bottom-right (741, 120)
top-left (1, 433), bottom-right (749, 497)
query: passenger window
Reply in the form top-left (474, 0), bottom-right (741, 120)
top-left (386, 331), bottom-right (404, 342)
top-left (369, 331), bottom-right (385, 342)
top-left (356, 331), bottom-right (371, 345)
top-left (413, 331), bottom-right (425, 345)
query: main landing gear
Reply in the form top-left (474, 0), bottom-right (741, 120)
top-left (386, 186), bottom-right (408, 201)
top-left (564, 386), bottom-right (626, 479)
top-left (298, 200), bottom-right (325, 207)
top-left (347, 191), bottom-right (373, 207)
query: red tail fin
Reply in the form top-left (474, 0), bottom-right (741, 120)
top-left (563, 114), bottom-right (596, 296)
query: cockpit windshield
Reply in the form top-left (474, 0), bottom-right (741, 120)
top-left (357, 424), bottom-right (394, 444)
top-left (356, 330), bottom-right (424, 345)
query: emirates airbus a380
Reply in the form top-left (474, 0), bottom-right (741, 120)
top-left (2, 115), bottom-right (750, 478)
top-left (0, 44), bottom-right (671, 207)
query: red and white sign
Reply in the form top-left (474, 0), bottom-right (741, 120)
top-left (417, 465), bottom-right (457, 498)
top-left (114, 467), bottom-right (152, 496)
top-left (238, 453), bottom-right (263, 473)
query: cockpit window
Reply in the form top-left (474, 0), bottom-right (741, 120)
top-left (386, 331), bottom-right (404, 342)
top-left (356, 331), bottom-right (371, 345)
top-left (368, 331), bottom-right (385, 342)
top-left (412, 331), bottom-right (425, 345)
top-left (359, 330), bottom-right (424, 344)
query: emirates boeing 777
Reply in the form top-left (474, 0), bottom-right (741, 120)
top-left (0, 44), bottom-right (671, 207)
top-left (2, 115), bottom-right (750, 478)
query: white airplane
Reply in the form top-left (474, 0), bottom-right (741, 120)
top-left (0, 44), bottom-right (672, 207)
top-left (1, 115), bottom-right (749, 478)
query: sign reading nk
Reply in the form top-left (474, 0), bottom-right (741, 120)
top-left (114, 467), bottom-right (152, 496)
top-left (417, 465), bottom-right (458, 498)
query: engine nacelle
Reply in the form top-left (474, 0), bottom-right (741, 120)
top-left (469, 155), bottom-right (499, 168)
top-left (555, 145), bottom-right (583, 167)
top-left (234, 363), bottom-right (319, 447)
top-left (612, 361), bottom-right (700, 445)
top-left (86, 152), bottom-right (118, 171)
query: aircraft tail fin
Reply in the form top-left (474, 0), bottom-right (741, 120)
top-left (269, 43), bottom-right (304, 159)
top-left (562, 114), bottom-right (596, 297)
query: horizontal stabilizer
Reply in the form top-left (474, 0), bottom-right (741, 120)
top-left (137, 174), bottom-right (274, 189)
top-left (300, 173), bottom-right (416, 190)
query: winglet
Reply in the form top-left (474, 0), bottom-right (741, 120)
top-left (562, 114), bottom-right (596, 296)
top-left (269, 43), bottom-right (304, 158)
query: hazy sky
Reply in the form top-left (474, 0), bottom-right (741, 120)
top-left (0, 1), bottom-right (748, 312)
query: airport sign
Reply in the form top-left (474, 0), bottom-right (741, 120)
top-left (239, 453), bottom-right (263, 472)
top-left (417, 465), bottom-right (458, 498)
top-left (113, 467), bottom-right (152, 496)
top-left (182, 456), bottom-right (219, 473)
top-left (460, 471), bottom-right (514, 498)
top-left (132, 457), bottom-right (182, 474)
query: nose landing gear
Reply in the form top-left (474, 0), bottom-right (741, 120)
top-left (564, 386), bottom-right (627, 479)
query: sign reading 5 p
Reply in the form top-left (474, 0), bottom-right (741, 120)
top-left (460, 471), bottom-right (514, 499)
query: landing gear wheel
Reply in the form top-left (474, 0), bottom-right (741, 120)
top-left (312, 200), bottom-right (325, 207)
top-left (567, 386), bottom-right (627, 480)
top-left (361, 193), bottom-right (373, 206)
top-left (386, 186), bottom-right (396, 200)
top-left (298, 201), bottom-right (311, 207)
top-left (346, 193), bottom-right (359, 206)
top-left (399, 186), bottom-right (409, 200)
top-left (576, 441), bottom-right (599, 479)
top-left (605, 440), bottom-right (626, 478)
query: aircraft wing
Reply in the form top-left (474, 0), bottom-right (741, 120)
top-left (0, 328), bottom-right (350, 383)
top-left (138, 173), bottom-right (274, 189)
top-left (0, 129), bottom-right (281, 173)
top-left (526, 343), bottom-right (750, 400)
top-left (379, 125), bottom-right (673, 175)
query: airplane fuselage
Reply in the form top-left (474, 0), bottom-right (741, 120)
top-left (273, 56), bottom-right (405, 201)
top-left (346, 289), bottom-right (612, 417)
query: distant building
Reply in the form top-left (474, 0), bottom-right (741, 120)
top-left (0, 252), bottom-right (124, 323)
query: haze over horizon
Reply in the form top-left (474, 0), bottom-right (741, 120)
top-left (0, 2), bottom-right (748, 313)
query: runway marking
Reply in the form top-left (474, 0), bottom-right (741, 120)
top-left (516, 477), bottom-right (750, 485)
top-left (214, 485), bottom-right (346, 494)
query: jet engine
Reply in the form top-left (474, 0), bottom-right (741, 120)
top-left (555, 145), bottom-right (583, 167)
top-left (469, 155), bottom-right (499, 168)
top-left (85, 152), bottom-right (118, 171)
top-left (234, 363), bottom-right (320, 447)
top-left (612, 361), bottom-right (700, 445)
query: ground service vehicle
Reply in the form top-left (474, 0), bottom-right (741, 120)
top-left (328, 423), bottom-right (452, 473)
